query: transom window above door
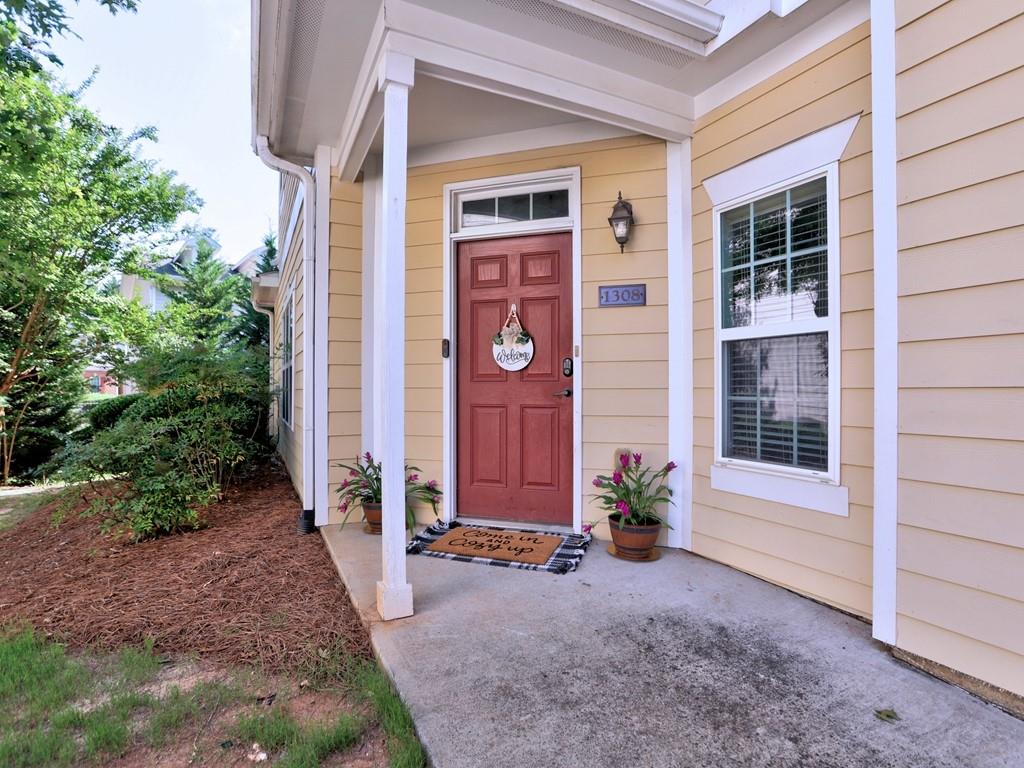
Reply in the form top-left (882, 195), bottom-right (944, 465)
top-left (458, 189), bottom-right (569, 229)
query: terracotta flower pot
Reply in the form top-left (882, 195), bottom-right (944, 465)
top-left (607, 513), bottom-right (660, 561)
top-left (362, 502), bottom-right (382, 535)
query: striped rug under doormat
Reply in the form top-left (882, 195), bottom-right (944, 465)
top-left (406, 521), bottom-right (591, 574)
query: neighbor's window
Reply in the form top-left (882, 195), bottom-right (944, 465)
top-left (460, 189), bottom-right (569, 228)
top-left (717, 173), bottom-right (836, 476)
top-left (280, 291), bottom-right (294, 428)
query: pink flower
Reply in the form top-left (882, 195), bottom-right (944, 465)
top-left (582, 523), bottom-right (593, 534)
top-left (341, 479), bottom-right (349, 488)
top-left (408, 473), bottom-right (419, 482)
top-left (664, 461), bottom-right (677, 472)
top-left (619, 453), bottom-right (630, 469)
top-left (427, 479), bottom-right (438, 489)
top-left (340, 502), bottom-right (348, 513)
top-left (633, 452), bottom-right (642, 467)
top-left (363, 451), bottom-right (373, 463)
top-left (349, 469), bottom-right (358, 477)
top-left (592, 477), bottom-right (602, 487)
top-left (612, 471), bottom-right (623, 485)
top-left (615, 500), bottom-right (631, 518)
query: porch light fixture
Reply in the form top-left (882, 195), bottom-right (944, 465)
top-left (608, 192), bottom-right (634, 253)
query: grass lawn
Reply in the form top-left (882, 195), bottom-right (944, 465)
top-left (0, 469), bottom-right (425, 767)
top-left (0, 487), bottom-right (65, 532)
top-left (0, 628), bottom-right (423, 767)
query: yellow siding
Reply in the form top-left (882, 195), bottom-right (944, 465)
top-left (326, 180), bottom-right (364, 523)
top-left (689, 22), bottom-right (874, 617)
top-left (403, 135), bottom-right (670, 530)
top-left (275, 206), bottom-right (305, 499)
top-left (895, 0), bottom-right (1024, 696)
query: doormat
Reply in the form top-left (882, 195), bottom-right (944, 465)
top-left (406, 522), bottom-right (591, 574)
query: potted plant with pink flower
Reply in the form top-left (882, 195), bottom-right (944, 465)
top-left (336, 452), bottom-right (441, 535)
top-left (591, 452), bottom-right (675, 561)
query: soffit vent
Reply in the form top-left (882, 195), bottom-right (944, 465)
top-left (285, 0), bottom-right (327, 96)
top-left (485, 0), bottom-right (697, 69)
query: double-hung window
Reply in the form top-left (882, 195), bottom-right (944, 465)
top-left (714, 167), bottom-right (840, 483)
top-left (280, 289), bottom-right (294, 428)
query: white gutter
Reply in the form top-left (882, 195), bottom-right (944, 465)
top-left (256, 135), bottom-right (318, 533)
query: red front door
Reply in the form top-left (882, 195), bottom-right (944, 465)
top-left (457, 233), bottom-right (573, 525)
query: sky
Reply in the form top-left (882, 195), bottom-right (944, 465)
top-left (51, 0), bottom-right (278, 265)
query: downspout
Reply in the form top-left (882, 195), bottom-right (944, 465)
top-left (250, 295), bottom-right (277, 446)
top-left (255, 135), bottom-right (318, 534)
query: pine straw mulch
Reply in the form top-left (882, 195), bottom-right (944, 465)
top-left (0, 465), bottom-right (372, 671)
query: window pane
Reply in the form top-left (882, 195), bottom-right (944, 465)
top-left (752, 261), bottom-right (789, 326)
top-left (497, 194), bottom-right (530, 223)
top-left (532, 189), bottom-right (568, 219)
top-left (752, 191), bottom-right (787, 261)
top-left (790, 178), bottom-right (827, 252)
top-left (791, 249), bottom-right (828, 320)
top-left (461, 198), bottom-right (495, 227)
top-left (723, 333), bottom-right (828, 472)
top-left (722, 267), bottom-right (751, 327)
top-left (719, 175), bottom-right (830, 328)
top-left (721, 206), bottom-right (751, 268)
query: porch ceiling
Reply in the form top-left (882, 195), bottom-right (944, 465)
top-left (253, 0), bottom-right (854, 165)
top-left (370, 78), bottom-right (592, 158)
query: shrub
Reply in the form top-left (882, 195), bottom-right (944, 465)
top-left (83, 393), bottom-right (144, 432)
top-left (59, 343), bottom-right (271, 539)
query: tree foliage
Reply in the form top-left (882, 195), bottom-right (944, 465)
top-left (231, 232), bottom-right (276, 350)
top-left (0, 63), bottom-right (196, 483)
top-left (61, 342), bottom-right (272, 539)
top-left (1, 0), bottom-right (139, 69)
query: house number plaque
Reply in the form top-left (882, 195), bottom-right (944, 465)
top-left (598, 283), bottom-right (646, 307)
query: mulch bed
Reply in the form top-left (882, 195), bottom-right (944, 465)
top-left (0, 465), bottom-right (371, 671)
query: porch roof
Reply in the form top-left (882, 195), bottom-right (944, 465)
top-left (251, 0), bottom-right (854, 168)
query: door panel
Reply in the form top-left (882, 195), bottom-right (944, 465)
top-left (457, 232), bottom-right (573, 525)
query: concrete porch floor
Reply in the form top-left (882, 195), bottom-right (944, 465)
top-left (320, 525), bottom-right (1024, 768)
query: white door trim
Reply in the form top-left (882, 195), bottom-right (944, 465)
top-left (441, 167), bottom-right (583, 534)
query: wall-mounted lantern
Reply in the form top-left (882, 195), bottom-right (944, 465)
top-left (607, 192), bottom-right (634, 253)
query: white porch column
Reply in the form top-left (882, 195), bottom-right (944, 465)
top-left (376, 53), bottom-right (415, 621)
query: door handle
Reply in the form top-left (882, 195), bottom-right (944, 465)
top-left (552, 388), bottom-right (572, 398)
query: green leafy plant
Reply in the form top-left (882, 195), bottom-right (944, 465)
top-left (58, 343), bottom-right (271, 540)
top-left (591, 452), bottom-right (675, 529)
top-left (84, 394), bottom-right (144, 432)
top-left (335, 452), bottom-right (441, 530)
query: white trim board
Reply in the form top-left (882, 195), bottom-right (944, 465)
top-left (710, 464), bottom-right (849, 517)
top-left (870, 0), bottom-right (898, 646)
top-left (407, 120), bottom-right (634, 168)
top-left (441, 167), bottom-right (584, 534)
top-left (702, 115), bottom-right (859, 207)
top-left (666, 139), bottom-right (694, 550)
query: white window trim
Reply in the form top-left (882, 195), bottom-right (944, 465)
top-left (279, 283), bottom-right (296, 431)
top-left (452, 175), bottom-right (574, 239)
top-left (710, 164), bottom-right (847, 517)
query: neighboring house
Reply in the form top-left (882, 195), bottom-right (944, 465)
top-left (250, 0), bottom-right (1024, 705)
top-left (119, 233), bottom-right (222, 311)
top-left (233, 245), bottom-right (272, 278)
top-left (82, 364), bottom-right (119, 396)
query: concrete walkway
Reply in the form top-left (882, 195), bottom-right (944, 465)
top-left (321, 525), bottom-right (1024, 768)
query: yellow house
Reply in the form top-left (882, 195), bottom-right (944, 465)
top-left (249, 0), bottom-right (1024, 707)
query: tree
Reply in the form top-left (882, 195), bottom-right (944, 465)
top-left (230, 232), bottom-right (277, 350)
top-left (0, 64), bottom-right (196, 483)
top-left (1, 0), bottom-right (138, 69)
top-left (157, 236), bottom-right (246, 345)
